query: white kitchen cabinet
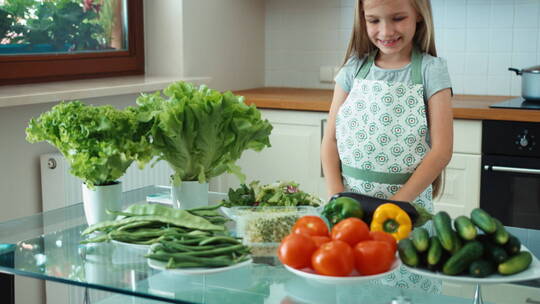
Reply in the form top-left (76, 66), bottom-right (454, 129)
top-left (213, 109), bottom-right (329, 199)
top-left (433, 153), bottom-right (481, 218)
top-left (434, 119), bottom-right (482, 218)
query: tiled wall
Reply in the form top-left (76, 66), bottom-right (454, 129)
top-left (265, 0), bottom-right (540, 96)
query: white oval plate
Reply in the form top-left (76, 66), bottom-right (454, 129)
top-left (147, 258), bottom-right (252, 275)
top-left (404, 245), bottom-right (540, 284)
top-left (284, 257), bottom-right (401, 284)
top-left (111, 240), bottom-right (151, 252)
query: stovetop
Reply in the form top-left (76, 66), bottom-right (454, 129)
top-left (490, 97), bottom-right (540, 110)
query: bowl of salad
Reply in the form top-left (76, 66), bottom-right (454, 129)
top-left (220, 181), bottom-right (323, 257)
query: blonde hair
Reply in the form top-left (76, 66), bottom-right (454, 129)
top-left (343, 0), bottom-right (437, 65)
top-left (343, 0), bottom-right (444, 198)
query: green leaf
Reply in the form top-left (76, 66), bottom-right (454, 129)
top-left (137, 81), bottom-right (273, 183)
top-left (26, 101), bottom-right (154, 188)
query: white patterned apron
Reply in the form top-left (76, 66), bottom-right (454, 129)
top-left (335, 48), bottom-right (441, 293)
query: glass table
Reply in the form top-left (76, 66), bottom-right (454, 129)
top-left (0, 186), bottom-right (506, 304)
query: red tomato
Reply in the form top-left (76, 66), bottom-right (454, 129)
top-left (311, 240), bottom-right (354, 276)
top-left (369, 230), bottom-right (397, 253)
top-left (330, 218), bottom-right (370, 247)
top-left (353, 240), bottom-right (395, 275)
top-left (278, 233), bottom-right (317, 269)
top-left (291, 216), bottom-right (329, 237)
top-left (311, 235), bottom-right (331, 247)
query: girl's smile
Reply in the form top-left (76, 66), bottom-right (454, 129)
top-left (378, 37), bottom-right (401, 48)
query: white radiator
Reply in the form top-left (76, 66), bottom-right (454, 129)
top-left (40, 152), bottom-right (173, 212)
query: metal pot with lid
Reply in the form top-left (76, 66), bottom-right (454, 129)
top-left (509, 65), bottom-right (540, 101)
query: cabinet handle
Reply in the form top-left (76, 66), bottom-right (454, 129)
top-left (484, 165), bottom-right (540, 175)
top-left (526, 298), bottom-right (540, 304)
top-left (320, 119), bottom-right (327, 178)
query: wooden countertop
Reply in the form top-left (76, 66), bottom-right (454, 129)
top-left (234, 87), bottom-right (540, 122)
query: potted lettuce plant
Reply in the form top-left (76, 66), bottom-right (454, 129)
top-left (26, 101), bottom-right (153, 224)
top-left (136, 81), bottom-right (273, 209)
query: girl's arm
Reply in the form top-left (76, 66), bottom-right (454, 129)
top-left (321, 84), bottom-right (349, 198)
top-left (390, 88), bottom-right (453, 203)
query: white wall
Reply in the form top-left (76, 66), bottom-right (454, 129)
top-left (144, 0), bottom-right (184, 76)
top-left (265, 0), bottom-right (540, 96)
top-left (182, 0), bottom-right (265, 91)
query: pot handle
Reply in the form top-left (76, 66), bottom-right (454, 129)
top-left (508, 67), bottom-right (522, 75)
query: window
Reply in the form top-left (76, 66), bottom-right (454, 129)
top-left (0, 0), bottom-right (144, 85)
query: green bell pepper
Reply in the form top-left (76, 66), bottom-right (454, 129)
top-left (321, 197), bottom-right (364, 226)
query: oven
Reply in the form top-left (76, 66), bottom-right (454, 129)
top-left (480, 120), bottom-right (540, 230)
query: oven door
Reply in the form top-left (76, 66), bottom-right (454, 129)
top-left (481, 155), bottom-right (540, 230)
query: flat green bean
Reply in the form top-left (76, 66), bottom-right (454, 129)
top-left (151, 244), bottom-right (247, 257)
top-left (80, 233), bottom-right (109, 244)
top-left (198, 236), bottom-right (241, 246)
top-left (117, 221), bottom-right (154, 231)
top-left (82, 214), bottom-right (223, 235)
top-left (159, 241), bottom-right (231, 252)
top-left (187, 203), bottom-right (223, 212)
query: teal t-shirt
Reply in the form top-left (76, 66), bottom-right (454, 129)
top-left (335, 53), bottom-right (452, 102)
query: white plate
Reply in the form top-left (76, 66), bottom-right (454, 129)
top-left (111, 240), bottom-right (151, 252)
top-left (284, 257), bottom-right (401, 284)
top-left (404, 245), bottom-right (540, 284)
top-left (147, 258), bottom-right (252, 275)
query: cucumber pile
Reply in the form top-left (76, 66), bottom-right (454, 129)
top-left (398, 208), bottom-right (533, 277)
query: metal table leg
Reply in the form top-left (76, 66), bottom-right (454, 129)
top-left (473, 283), bottom-right (484, 304)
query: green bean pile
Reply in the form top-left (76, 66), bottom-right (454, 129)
top-left (147, 235), bottom-right (251, 269)
top-left (81, 203), bottom-right (251, 268)
top-left (81, 203), bottom-right (227, 244)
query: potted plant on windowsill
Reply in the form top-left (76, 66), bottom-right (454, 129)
top-left (135, 81), bottom-right (273, 210)
top-left (26, 101), bottom-right (153, 225)
top-left (0, 0), bottom-right (114, 54)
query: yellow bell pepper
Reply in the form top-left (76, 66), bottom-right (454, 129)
top-left (370, 203), bottom-right (412, 241)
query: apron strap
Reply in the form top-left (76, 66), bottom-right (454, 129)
top-left (354, 51), bottom-right (376, 79)
top-left (342, 164), bottom-right (412, 185)
top-left (410, 46), bottom-right (423, 85)
top-left (354, 46), bottom-right (424, 84)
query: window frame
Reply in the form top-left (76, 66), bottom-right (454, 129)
top-left (0, 0), bottom-right (144, 85)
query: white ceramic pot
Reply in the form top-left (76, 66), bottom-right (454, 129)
top-left (171, 181), bottom-right (209, 210)
top-left (81, 181), bottom-right (122, 225)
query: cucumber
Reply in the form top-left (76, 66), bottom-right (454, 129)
top-left (492, 218), bottom-right (509, 245)
top-left (470, 208), bottom-right (497, 234)
top-left (427, 236), bottom-right (443, 267)
top-left (411, 227), bottom-right (430, 252)
top-left (477, 234), bottom-right (508, 264)
top-left (504, 234), bottom-right (521, 255)
top-left (450, 232), bottom-right (463, 254)
top-left (433, 211), bottom-right (455, 252)
top-left (469, 259), bottom-right (496, 278)
top-left (398, 238), bottom-right (419, 267)
top-left (498, 251), bottom-right (532, 275)
top-left (442, 241), bottom-right (484, 276)
top-left (454, 216), bottom-right (477, 241)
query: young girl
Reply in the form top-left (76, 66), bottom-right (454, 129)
top-left (321, 0), bottom-right (452, 293)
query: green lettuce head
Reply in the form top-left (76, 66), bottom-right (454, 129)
top-left (26, 101), bottom-right (153, 188)
top-left (136, 81), bottom-right (273, 185)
